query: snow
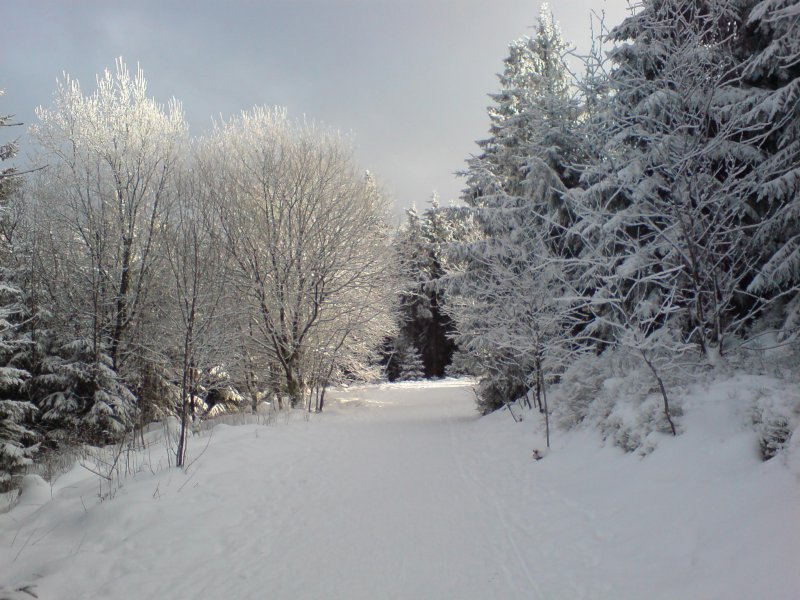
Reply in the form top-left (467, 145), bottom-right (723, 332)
top-left (1, 378), bottom-right (798, 600)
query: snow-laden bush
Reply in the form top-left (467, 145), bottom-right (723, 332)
top-left (474, 371), bottom-right (527, 416)
top-left (750, 389), bottom-right (799, 462)
top-left (552, 354), bottom-right (609, 429)
top-left (444, 349), bottom-right (478, 378)
top-left (596, 383), bottom-right (684, 454)
top-left (729, 333), bottom-right (800, 461)
top-left (551, 348), bottom-right (685, 454)
top-left (758, 415), bottom-right (792, 461)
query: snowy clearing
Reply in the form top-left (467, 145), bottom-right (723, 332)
top-left (1, 379), bottom-right (799, 600)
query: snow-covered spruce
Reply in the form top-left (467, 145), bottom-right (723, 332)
top-left (0, 92), bottom-right (37, 491)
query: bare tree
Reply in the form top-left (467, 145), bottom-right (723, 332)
top-left (161, 162), bottom-right (231, 466)
top-left (28, 59), bottom-right (187, 436)
top-left (202, 108), bottom-right (393, 407)
top-left (31, 58), bottom-right (187, 374)
top-left (305, 264), bottom-right (396, 412)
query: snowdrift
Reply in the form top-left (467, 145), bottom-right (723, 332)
top-left (1, 378), bottom-right (798, 600)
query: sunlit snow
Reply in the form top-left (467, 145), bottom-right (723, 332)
top-left (1, 379), bottom-right (798, 600)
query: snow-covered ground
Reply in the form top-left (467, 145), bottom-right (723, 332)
top-left (1, 378), bottom-right (798, 600)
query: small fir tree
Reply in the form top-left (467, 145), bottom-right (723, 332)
top-left (397, 341), bottom-right (425, 382)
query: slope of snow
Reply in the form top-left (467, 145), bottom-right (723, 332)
top-left (0, 378), bottom-right (798, 600)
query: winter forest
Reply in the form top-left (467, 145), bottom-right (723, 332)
top-left (1, 0), bottom-right (798, 492)
top-left (1, 0), bottom-right (800, 596)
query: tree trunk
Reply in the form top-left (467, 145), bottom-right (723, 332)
top-left (111, 237), bottom-right (133, 371)
top-left (285, 367), bottom-right (303, 408)
top-left (640, 350), bottom-right (677, 436)
top-left (541, 368), bottom-right (551, 449)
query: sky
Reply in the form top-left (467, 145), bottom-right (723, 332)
top-left (2, 0), bottom-right (631, 221)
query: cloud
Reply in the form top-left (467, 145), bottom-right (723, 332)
top-left (2, 0), bottom-right (631, 215)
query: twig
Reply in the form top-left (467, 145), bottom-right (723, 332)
top-left (74, 531), bottom-right (87, 554)
top-left (79, 461), bottom-right (113, 481)
top-left (14, 528), bottom-right (37, 562)
top-left (184, 427), bottom-right (213, 474)
top-left (177, 466), bottom-right (200, 493)
top-left (504, 400), bottom-right (522, 423)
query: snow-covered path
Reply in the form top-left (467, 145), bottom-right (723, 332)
top-left (175, 381), bottom-right (545, 599)
top-left (1, 380), bottom-right (799, 599)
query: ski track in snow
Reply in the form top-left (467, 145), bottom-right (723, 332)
top-left (1, 379), bottom-right (799, 600)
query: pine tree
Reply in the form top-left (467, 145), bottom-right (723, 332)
top-left (391, 196), bottom-right (459, 380)
top-left (463, 4), bottom-right (582, 207)
top-left (32, 336), bottom-right (136, 444)
top-left (570, 0), bottom-right (760, 366)
top-left (396, 338), bottom-right (425, 382)
top-left (0, 263), bottom-right (36, 490)
top-left (738, 0), bottom-right (800, 337)
top-left (0, 91), bottom-right (37, 490)
top-left (447, 6), bottom-right (583, 412)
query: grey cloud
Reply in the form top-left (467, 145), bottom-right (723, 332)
top-left (2, 0), bottom-right (630, 216)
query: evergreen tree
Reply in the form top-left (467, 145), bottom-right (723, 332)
top-left (464, 4), bottom-right (582, 201)
top-left (0, 92), bottom-right (37, 490)
top-left (447, 6), bottom-right (583, 412)
top-left (0, 271), bottom-right (35, 490)
top-left (738, 0), bottom-right (800, 337)
top-left (570, 0), bottom-right (760, 366)
top-left (393, 335), bottom-right (425, 381)
top-left (391, 196), bottom-right (459, 379)
top-left (32, 337), bottom-right (137, 444)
